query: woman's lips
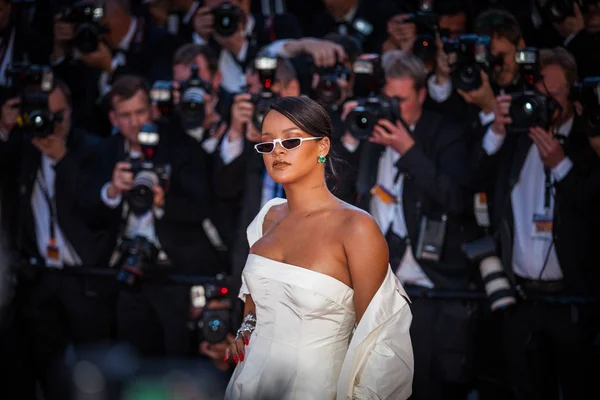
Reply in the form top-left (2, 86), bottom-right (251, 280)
top-left (272, 160), bottom-right (291, 169)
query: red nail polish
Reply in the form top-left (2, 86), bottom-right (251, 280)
top-left (240, 353), bottom-right (244, 362)
top-left (234, 355), bottom-right (238, 363)
top-left (224, 355), bottom-right (228, 362)
top-left (244, 338), bottom-right (249, 346)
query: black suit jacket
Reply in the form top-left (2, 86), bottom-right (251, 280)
top-left (473, 116), bottom-right (599, 296)
top-left (356, 110), bottom-right (481, 289)
top-left (0, 128), bottom-right (102, 266)
top-left (79, 122), bottom-right (228, 275)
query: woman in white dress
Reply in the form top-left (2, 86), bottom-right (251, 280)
top-left (225, 96), bottom-right (413, 400)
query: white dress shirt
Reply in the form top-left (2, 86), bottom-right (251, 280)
top-left (371, 139), bottom-right (434, 288)
top-left (193, 15), bottom-right (256, 93)
top-left (482, 118), bottom-right (574, 280)
top-left (32, 155), bottom-right (82, 268)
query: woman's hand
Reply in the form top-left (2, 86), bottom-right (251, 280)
top-left (225, 330), bottom-right (252, 364)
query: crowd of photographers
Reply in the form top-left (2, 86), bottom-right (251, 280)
top-left (0, 0), bottom-right (599, 399)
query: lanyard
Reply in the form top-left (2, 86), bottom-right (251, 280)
top-left (36, 169), bottom-right (57, 243)
top-left (543, 166), bottom-right (552, 212)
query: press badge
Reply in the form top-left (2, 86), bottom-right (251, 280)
top-left (371, 184), bottom-right (397, 205)
top-left (532, 212), bottom-right (553, 240)
top-left (415, 215), bottom-right (447, 262)
top-left (474, 192), bottom-right (490, 228)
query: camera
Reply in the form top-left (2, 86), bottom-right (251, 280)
top-left (442, 34), bottom-right (492, 92)
top-left (5, 63), bottom-right (61, 138)
top-left (58, 2), bottom-right (106, 54)
top-left (115, 235), bottom-right (158, 286)
top-left (126, 123), bottom-right (171, 216)
top-left (191, 275), bottom-right (235, 344)
top-left (345, 96), bottom-right (402, 141)
top-left (351, 53), bottom-right (385, 98)
top-left (412, 34), bottom-right (437, 68)
top-left (151, 65), bottom-right (211, 130)
top-left (571, 77), bottom-right (600, 133)
top-left (250, 55), bottom-right (280, 128)
top-left (540, 0), bottom-right (584, 24)
top-left (462, 236), bottom-right (516, 312)
top-left (508, 48), bottom-right (557, 133)
top-left (313, 63), bottom-right (351, 107)
top-left (212, 2), bottom-right (242, 37)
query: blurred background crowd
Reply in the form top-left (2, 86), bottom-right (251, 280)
top-left (0, 0), bottom-right (599, 399)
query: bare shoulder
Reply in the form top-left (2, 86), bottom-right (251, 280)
top-left (335, 202), bottom-right (385, 241)
top-left (262, 203), bottom-right (288, 234)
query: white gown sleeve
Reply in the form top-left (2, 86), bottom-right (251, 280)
top-left (238, 197), bottom-right (288, 302)
top-left (337, 267), bottom-right (414, 400)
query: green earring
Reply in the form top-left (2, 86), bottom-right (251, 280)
top-left (318, 155), bottom-right (326, 164)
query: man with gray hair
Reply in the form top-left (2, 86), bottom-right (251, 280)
top-left (349, 50), bottom-right (482, 399)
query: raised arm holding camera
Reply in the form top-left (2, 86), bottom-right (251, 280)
top-left (473, 46), bottom-right (599, 400)
top-left (51, 0), bottom-right (176, 136)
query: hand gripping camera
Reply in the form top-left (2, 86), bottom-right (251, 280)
top-left (58, 1), bottom-right (106, 54)
top-left (344, 54), bottom-right (402, 140)
top-left (571, 76), bottom-right (600, 134)
top-left (250, 55), bottom-right (280, 128)
top-left (212, 2), bottom-right (243, 37)
top-left (151, 65), bottom-right (212, 130)
top-left (191, 275), bottom-right (235, 344)
top-left (508, 48), bottom-right (558, 134)
top-left (126, 123), bottom-right (171, 216)
top-left (462, 236), bottom-right (516, 312)
top-left (442, 34), bottom-right (492, 92)
top-left (6, 63), bottom-right (61, 138)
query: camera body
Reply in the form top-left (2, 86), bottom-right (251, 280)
top-left (212, 2), bottom-right (242, 37)
top-left (59, 2), bottom-right (105, 54)
top-left (250, 55), bottom-right (280, 128)
top-left (443, 34), bottom-right (492, 92)
top-left (126, 123), bottom-right (171, 216)
top-left (345, 95), bottom-right (401, 141)
top-left (508, 48), bottom-right (556, 133)
top-left (571, 76), bottom-right (600, 133)
top-left (352, 53), bottom-right (385, 98)
top-left (115, 235), bottom-right (159, 286)
top-left (5, 63), bottom-right (60, 138)
top-left (151, 65), bottom-right (211, 129)
top-left (404, 11), bottom-right (439, 36)
top-left (313, 63), bottom-right (350, 106)
top-left (192, 275), bottom-right (234, 344)
top-left (462, 236), bottom-right (516, 311)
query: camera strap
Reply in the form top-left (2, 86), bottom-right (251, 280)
top-left (543, 166), bottom-right (552, 211)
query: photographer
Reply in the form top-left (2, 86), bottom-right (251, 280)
top-left (428, 9), bottom-right (526, 142)
top-left (538, 0), bottom-right (600, 79)
top-left (81, 75), bottom-right (231, 364)
top-left (165, 43), bottom-right (229, 149)
top-left (0, 80), bottom-right (113, 399)
top-left (351, 50), bottom-right (481, 399)
top-left (474, 47), bottom-right (599, 399)
top-left (51, 0), bottom-right (176, 135)
top-left (188, 0), bottom-right (301, 94)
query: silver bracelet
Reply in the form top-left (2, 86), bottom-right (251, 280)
top-left (236, 322), bottom-right (255, 338)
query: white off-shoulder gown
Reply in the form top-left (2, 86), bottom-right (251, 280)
top-left (225, 198), bottom-right (414, 400)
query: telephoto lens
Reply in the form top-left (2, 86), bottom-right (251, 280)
top-left (128, 170), bottom-right (158, 216)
